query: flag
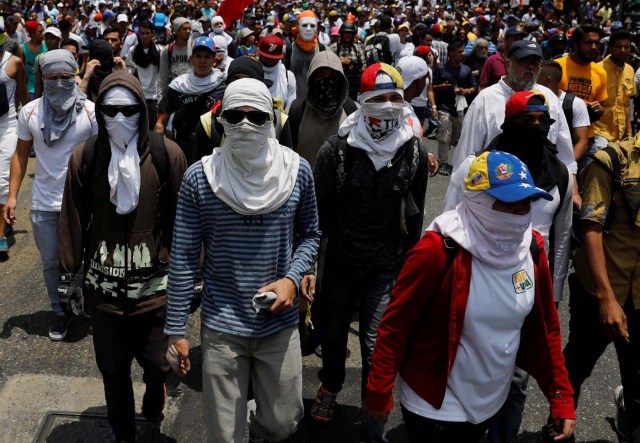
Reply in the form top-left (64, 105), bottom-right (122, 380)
top-left (216, 0), bottom-right (254, 29)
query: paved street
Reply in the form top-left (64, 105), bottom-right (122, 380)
top-left (0, 141), bottom-right (624, 443)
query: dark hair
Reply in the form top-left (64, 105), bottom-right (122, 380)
top-left (447, 39), bottom-right (464, 54)
top-left (540, 60), bottom-right (563, 83)
top-left (609, 30), bottom-right (632, 47)
top-left (103, 26), bottom-right (119, 37)
top-left (572, 25), bottom-right (603, 46)
top-left (138, 20), bottom-right (153, 31)
top-left (60, 38), bottom-right (79, 51)
top-left (379, 14), bottom-right (392, 30)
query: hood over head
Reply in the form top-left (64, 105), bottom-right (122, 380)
top-left (305, 50), bottom-right (348, 117)
top-left (95, 71), bottom-right (149, 154)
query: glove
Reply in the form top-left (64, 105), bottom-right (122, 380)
top-left (58, 274), bottom-right (87, 318)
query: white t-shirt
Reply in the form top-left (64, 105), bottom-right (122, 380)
top-left (400, 254), bottom-right (535, 424)
top-left (17, 99), bottom-right (98, 212)
top-left (126, 45), bottom-right (161, 100)
top-left (411, 67), bottom-right (432, 108)
top-left (451, 79), bottom-right (577, 175)
top-left (559, 90), bottom-right (590, 129)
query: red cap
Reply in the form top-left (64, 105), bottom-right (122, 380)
top-left (504, 90), bottom-right (549, 120)
top-left (415, 45), bottom-right (430, 56)
top-left (258, 34), bottom-right (285, 59)
top-left (431, 23), bottom-right (441, 32)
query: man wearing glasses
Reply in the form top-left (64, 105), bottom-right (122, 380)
top-left (164, 77), bottom-right (320, 443)
top-left (3, 50), bottom-right (97, 341)
top-left (57, 70), bottom-right (186, 442)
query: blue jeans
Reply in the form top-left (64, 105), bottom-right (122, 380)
top-left (30, 210), bottom-right (63, 315)
top-left (487, 367), bottom-right (529, 443)
top-left (312, 256), bottom-right (400, 443)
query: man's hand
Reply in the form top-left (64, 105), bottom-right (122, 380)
top-left (587, 101), bottom-right (604, 116)
top-left (598, 296), bottom-right (629, 343)
top-left (166, 337), bottom-right (191, 376)
top-left (550, 418), bottom-right (576, 441)
top-left (300, 274), bottom-right (315, 303)
top-left (259, 278), bottom-right (296, 314)
top-left (340, 57), bottom-right (352, 65)
top-left (364, 407), bottom-right (390, 423)
top-left (83, 59), bottom-right (100, 79)
top-left (114, 56), bottom-right (126, 70)
top-left (3, 196), bottom-right (17, 225)
top-left (427, 153), bottom-right (439, 177)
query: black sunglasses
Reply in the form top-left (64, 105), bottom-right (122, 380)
top-left (101, 104), bottom-right (143, 117)
top-left (222, 109), bottom-right (271, 126)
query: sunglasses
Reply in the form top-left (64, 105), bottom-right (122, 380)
top-left (101, 104), bottom-right (143, 117)
top-left (222, 109), bottom-right (271, 126)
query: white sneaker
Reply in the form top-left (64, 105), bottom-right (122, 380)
top-left (614, 385), bottom-right (631, 442)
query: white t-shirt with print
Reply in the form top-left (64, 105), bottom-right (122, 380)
top-left (17, 99), bottom-right (98, 212)
top-left (399, 254), bottom-right (536, 424)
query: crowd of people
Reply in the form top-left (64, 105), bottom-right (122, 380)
top-left (0, 0), bottom-right (639, 442)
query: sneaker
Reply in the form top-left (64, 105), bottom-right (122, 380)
top-left (426, 126), bottom-right (438, 140)
top-left (48, 315), bottom-right (70, 341)
top-left (310, 385), bottom-right (337, 423)
top-left (142, 383), bottom-right (166, 422)
top-left (0, 236), bottom-right (8, 252)
top-left (614, 385), bottom-right (631, 442)
top-left (438, 163), bottom-right (451, 176)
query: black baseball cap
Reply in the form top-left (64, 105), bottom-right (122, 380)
top-left (508, 40), bottom-right (543, 59)
top-left (505, 26), bottom-right (527, 38)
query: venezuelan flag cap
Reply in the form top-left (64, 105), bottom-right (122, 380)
top-left (359, 63), bottom-right (404, 102)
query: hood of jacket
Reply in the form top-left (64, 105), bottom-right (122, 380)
top-left (94, 71), bottom-right (150, 156)
top-left (305, 50), bottom-right (348, 118)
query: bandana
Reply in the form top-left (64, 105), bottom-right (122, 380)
top-left (169, 67), bottom-right (224, 94)
top-left (132, 41), bottom-right (160, 68)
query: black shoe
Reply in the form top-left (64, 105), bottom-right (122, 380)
top-left (438, 163), bottom-right (451, 176)
top-left (49, 315), bottom-right (70, 341)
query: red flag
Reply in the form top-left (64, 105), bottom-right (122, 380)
top-left (216, 0), bottom-right (254, 30)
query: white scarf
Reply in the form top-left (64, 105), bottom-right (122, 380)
top-left (263, 61), bottom-right (288, 108)
top-left (103, 86), bottom-right (141, 215)
top-left (428, 191), bottom-right (533, 269)
top-left (169, 67), bottom-right (224, 95)
top-left (338, 101), bottom-right (415, 171)
top-left (202, 78), bottom-right (299, 215)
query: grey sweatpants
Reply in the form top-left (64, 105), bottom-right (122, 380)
top-left (201, 326), bottom-right (304, 443)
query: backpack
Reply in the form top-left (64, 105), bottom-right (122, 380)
top-left (364, 32), bottom-right (392, 66)
top-left (561, 92), bottom-right (577, 145)
top-left (166, 41), bottom-right (174, 68)
top-left (283, 42), bottom-right (326, 71)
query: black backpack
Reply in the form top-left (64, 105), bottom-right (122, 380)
top-left (561, 92), bottom-right (577, 145)
top-left (364, 32), bottom-right (392, 66)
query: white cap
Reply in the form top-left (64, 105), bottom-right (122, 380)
top-left (44, 26), bottom-right (62, 38)
top-left (396, 56), bottom-right (429, 89)
top-left (57, 2), bottom-right (63, 7)
top-left (117, 13), bottom-right (128, 23)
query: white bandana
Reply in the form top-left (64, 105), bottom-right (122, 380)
top-left (201, 78), bottom-right (299, 215)
top-left (169, 67), bottom-right (224, 95)
top-left (262, 61), bottom-right (288, 108)
top-left (103, 86), bottom-right (141, 215)
top-left (428, 191), bottom-right (533, 269)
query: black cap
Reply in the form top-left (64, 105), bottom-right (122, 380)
top-left (508, 40), bottom-right (543, 59)
top-left (505, 25), bottom-right (527, 38)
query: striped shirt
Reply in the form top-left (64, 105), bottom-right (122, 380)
top-left (164, 158), bottom-right (321, 338)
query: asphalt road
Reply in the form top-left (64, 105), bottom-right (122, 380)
top-left (0, 141), bottom-right (624, 443)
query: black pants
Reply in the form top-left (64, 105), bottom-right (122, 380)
top-left (91, 306), bottom-right (170, 440)
top-left (401, 405), bottom-right (492, 442)
top-left (563, 273), bottom-right (640, 436)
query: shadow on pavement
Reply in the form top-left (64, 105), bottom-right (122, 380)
top-left (517, 430), bottom-right (616, 442)
top-left (291, 398), bottom-right (363, 442)
top-left (0, 310), bottom-right (91, 342)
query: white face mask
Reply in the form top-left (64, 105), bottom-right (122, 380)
top-left (298, 17), bottom-right (317, 41)
top-left (362, 101), bottom-right (405, 141)
top-left (103, 112), bottom-right (141, 152)
top-left (217, 117), bottom-right (274, 166)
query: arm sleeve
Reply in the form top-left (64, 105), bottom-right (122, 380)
top-left (157, 47), bottom-right (170, 104)
top-left (443, 157), bottom-right (471, 212)
top-left (478, 59), bottom-right (492, 87)
top-left (404, 141), bottom-right (429, 251)
top-left (286, 161), bottom-right (321, 290)
top-left (571, 96), bottom-right (590, 128)
top-left (58, 147), bottom-right (86, 275)
top-left (164, 169), bottom-right (203, 336)
top-left (550, 100), bottom-right (578, 174)
top-left (17, 104), bottom-right (34, 141)
top-left (285, 71), bottom-right (297, 111)
top-left (312, 139), bottom-right (338, 237)
top-left (161, 140), bottom-right (188, 254)
top-left (552, 169), bottom-right (573, 302)
top-left (451, 99), bottom-right (486, 172)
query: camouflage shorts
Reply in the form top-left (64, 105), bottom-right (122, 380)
top-left (436, 111), bottom-right (463, 146)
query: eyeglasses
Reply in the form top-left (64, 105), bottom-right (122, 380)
top-left (222, 109), bottom-right (272, 126)
top-left (101, 104), bottom-right (143, 117)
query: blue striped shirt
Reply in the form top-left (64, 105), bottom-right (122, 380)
top-left (164, 158), bottom-right (321, 338)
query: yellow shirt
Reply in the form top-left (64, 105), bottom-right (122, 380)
top-left (556, 55), bottom-right (608, 138)
top-left (593, 56), bottom-right (636, 142)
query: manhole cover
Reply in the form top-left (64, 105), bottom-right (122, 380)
top-left (33, 411), bottom-right (161, 443)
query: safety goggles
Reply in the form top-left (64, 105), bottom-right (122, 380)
top-left (101, 104), bottom-right (143, 117)
top-left (221, 109), bottom-right (272, 126)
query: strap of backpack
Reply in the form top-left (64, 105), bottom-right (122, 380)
top-left (284, 43), bottom-right (292, 71)
top-left (148, 131), bottom-right (169, 186)
top-left (552, 163), bottom-right (569, 222)
top-left (529, 235), bottom-right (540, 264)
top-left (437, 233), bottom-right (458, 274)
top-left (342, 97), bottom-right (358, 116)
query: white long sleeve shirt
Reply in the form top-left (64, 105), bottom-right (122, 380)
top-left (451, 78), bottom-right (577, 175)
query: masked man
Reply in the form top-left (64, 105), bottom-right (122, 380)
top-left (165, 78), bottom-right (320, 443)
top-left (284, 10), bottom-right (328, 98)
top-left (258, 34), bottom-right (296, 111)
top-left (309, 63), bottom-right (430, 441)
top-left (56, 71), bottom-right (186, 443)
top-left (3, 50), bottom-right (98, 341)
